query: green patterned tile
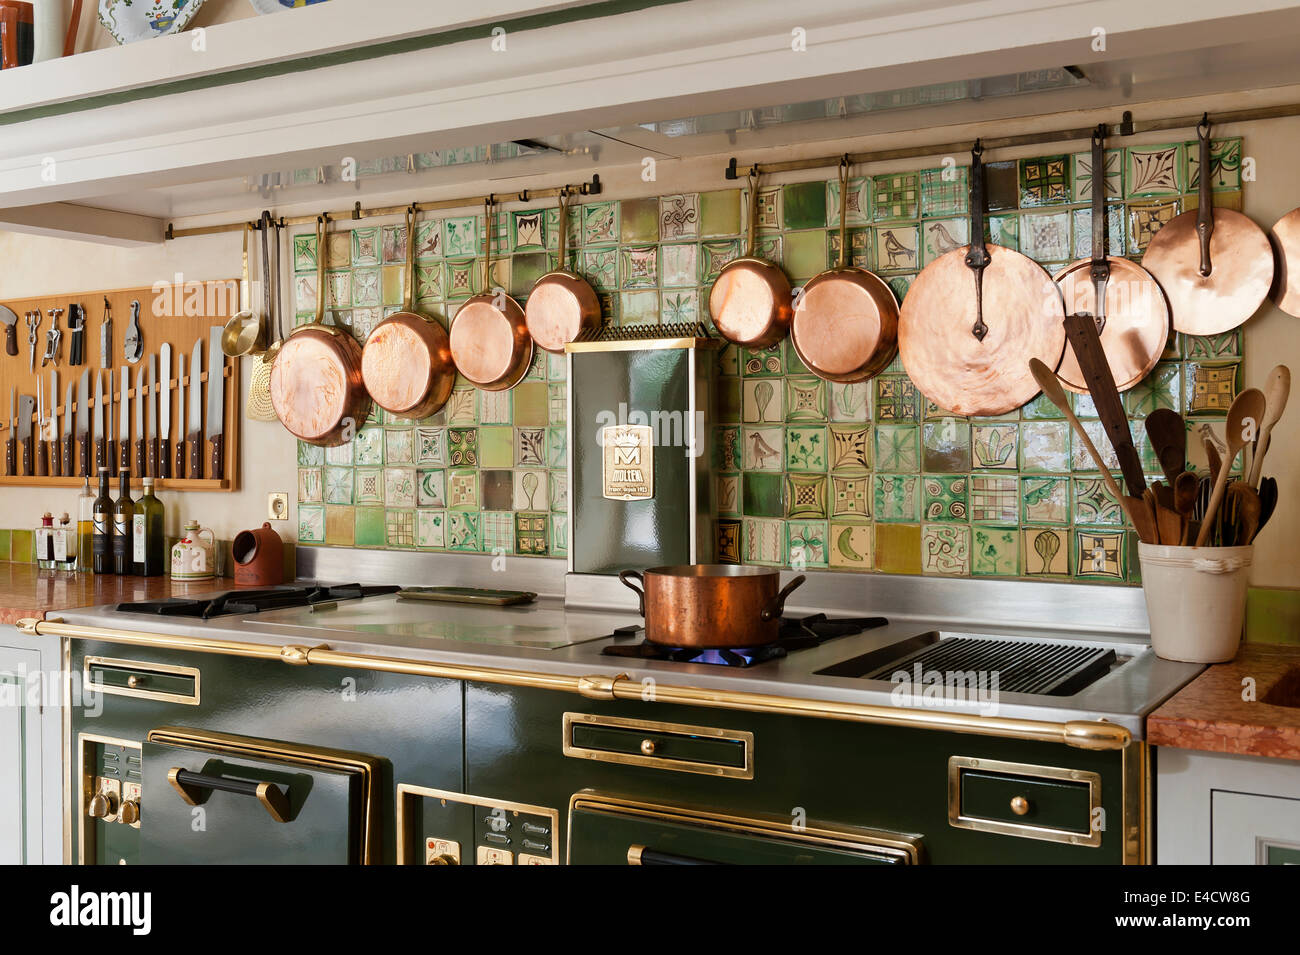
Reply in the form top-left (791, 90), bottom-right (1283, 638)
top-left (922, 475), bottom-right (967, 522)
top-left (785, 473), bottom-right (827, 519)
top-left (874, 424), bottom-right (919, 472)
top-left (873, 474), bottom-right (919, 522)
top-left (786, 520), bottom-right (828, 568)
top-left (922, 523), bottom-right (970, 576)
top-left (785, 426), bottom-right (827, 471)
top-left (972, 526), bottom-right (1018, 576)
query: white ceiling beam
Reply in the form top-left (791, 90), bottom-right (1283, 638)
top-left (0, 203), bottom-right (164, 247)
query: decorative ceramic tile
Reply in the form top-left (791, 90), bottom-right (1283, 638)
top-left (700, 240), bottom-right (742, 282)
top-left (919, 165), bottom-right (967, 219)
top-left (922, 419), bottom-right (971, 472)
top-left (1019, 154), bottom-right (1070, 206)
top-left (1019, 421), bottom-right (1070, 472)
top-left (293, 233), bottom-right (318, 273)
top-left (549, 472), bottom-right (567, 513)
top-left (445, 389), bottom-right (477, 425)
top-left (922, 475), bottom-right (968, 522)
top-left (447, 511), bottom-right (481, 552)
top-left (874, 523), bottom-right (922, 575)
top-left (829, 425), bottom-right (871, 471)
top-left (786, 427), bottom-right (827, 471)
top-left (875, 425), bottom-right (919, 472)
top-left (784, 377), bottom-right (827, 422)
top-left (742, 472), bottom-right (784, 518)
top-left (742, 346), bottom-right (783, 378)
top-left (1073, 477), bottom-right (1123, 525)
top-left (786, 521), bottom-right (828, 568)
top-left (582, 202), bottom-right (618, 245)
top-left (751, 187), bottom-right (780, 232)
top-left (972, 423), bottom-right (1018, 469)
top-left (921, 218), bottom-right (967, 264)
top-left (1071, 148), bottom-right (1122, 202)
top-left (513, 470), bottom-right (548, 511)
top-left (415, 220), bottom-right (442, 261)
top-left (972, 526), bottom-right (1018, 576)
top-left (383, 467), bottom-right (416, 508)
top-left (873, 474), bottom-right (918, 522)
top-left (874, 225), bottom-right (920, 272)
top-left (828, 382), bottom-right (870, 422)
top-left (351, 228), bottom-right (380, 266)
top-left (448, 428), bottom-right (479, 466)
top-left (514, 428), bottom-right (545, 467)
top-left (657, 194), bottom-right (699, 239)
top-left (354, 467), bottom-right (382, 505)
top-left (1126, 143), bottom-right (1185, 197)
top-left (716, 427), bottom-right (742, 471)
top-left (1184, 330), bottom-right (1240, 360)
top-left (872, 172), bottom-right (920, 221)
top-left (298, 468), bottom-right (323, 504)
top-left (1124, 362), bottom-right (1180, 416)
top-left (447, 470), bottom-right (479, 510)
top-left (700, 189), bottom-right (741, 237)
top-left (829, 522), bottom-right (872, 569)
top-left (444, 216), bottom-right (478, 257)
top-left (1187, 137), bottom-right (1242, 192)
top-left (384, 428), bottom-right (413, 465)
top-left (514, 512), bottom-right (549, 556)
top-left (417, 509), bottom-right (446, 549)
top-left (298, 505), bottom-right (325, 544)
top-left (717, 473), bottom-right (740, 516)
top-left (1186, 362), bottom-right (1239, 415)
top-left (1071, 420), bottom-right (1119, 471)
top-left (741, 378), bottom-right (783, 426)
top-left (417, 469), bottom-right (446, 508)
top-left (352, 427), bottom-right (382, 465)
top-left (785, 473), bottom-right (828, 519)
top-left (385, 509), bottom-right (415, 547)
top-left (741, 427), bottom-right (783, 472)
top-left (414, 427), bottom-right (446, 466)
top-left (324, 466), bottom-right (353, 505)
top-left (830, 473), bottom-right (872, 519)
top-left (922, 524), bottom-right (970, 575)
top-left (742, 517), bottom-right (785, 564)
top-left (1127, 199), bottom-right (1181, 252)
top-left (970, 476), bottom-right (1019, 524)
top-left (1023, 528), bottom-right (1069, 576)
top-left (827, 177), bottom-right (870, 227)
top-left (1074, 529), bottom-right (1126, 580)
top-left (381, 224), bottom-right (408, 264)
top-left (1070, 205), bottom-right (1125, 257)
top-left (875, 376), bottom-right (921, 422)
top-left (716, 519), bottom-right (742, 563)
top-left (1019, 211), bottom-right (1071, 262)
top-left (547, 427), bottom-right (567, 468)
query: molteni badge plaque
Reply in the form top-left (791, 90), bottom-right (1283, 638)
top-left (602, 424), bottom-right (653, 501)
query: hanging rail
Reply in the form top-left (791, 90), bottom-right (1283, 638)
top-left (164, 174), bottom-right (602, 240)
top-left (725, 104), bottom-right (1300, 179)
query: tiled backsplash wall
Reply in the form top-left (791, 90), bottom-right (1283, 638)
top-left (294, 137), bottom-right (1247, 584)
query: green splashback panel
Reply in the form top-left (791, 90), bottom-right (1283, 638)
top-left (296, 137), bottom-right (1248, 584)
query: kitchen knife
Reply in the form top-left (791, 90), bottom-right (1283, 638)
top-left (135, 363), bottom-right (147, 476)
top-left (145, 356), bottom-right (157, 477)
top-left (175, 353), bottom-right (186, 479)
top-left (35, 377), bottom-right (48, 477)
top-left (188, 339), bottom-right (203, 478)
top-left (118, 368), bottom-right (130, 471)
top-left (5, 388), bottom-right (14, 476)
top-left (62, 378), bottom-right (75, 478)
top-left (17, 394), bottom-right (34, 477)
top-left (0, 304), bottom-right (17, 357)
top-left (76, 370), bottom-right (90, 478)
top-left (47, 370), bottom-right (60, 477)
top-left (93, 370), bottom-right (107, 472)
top-left (206, 326), bottom-right (225, 481)
top-left (100, 298), bottom-right (112, 369)
top-left (158, 343), bottom-right (171, 479)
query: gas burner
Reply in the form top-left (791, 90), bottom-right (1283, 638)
top-left (116, 583), bottom-right (400, 619)
top-left (601, 613), bottom-right (888, 668)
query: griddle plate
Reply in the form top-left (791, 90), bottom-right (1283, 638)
top-left (864, 637), bottom-right (1117, 697)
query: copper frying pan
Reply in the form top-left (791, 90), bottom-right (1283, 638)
top-left (1142, 116), bottom-right (1273, 336)
top-left (1268, 206), bottom-right (1300, 317)
top-left (449, 197), bottom-right (533, 391)
top-left (1054, 126), bottom-right (1169, 394)
top-left (361, 205), bottom-right (455, 419)
top-left (525, 188), bottom-right (601, 353)
top-left (707, 170), bottom-right (793, 348)
top-left (791, 157), bottom-right (898, 383)
top-left (899, 142), bottom-right (1066, 416)
top-left (271, 215), bottom-right (371, 446)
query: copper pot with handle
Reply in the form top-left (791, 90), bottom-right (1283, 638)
top-left (619, 565), bottom-right (806, 649)
top-left (707, 170), bottom-right (793, 348)
top-left (449, 196), bottom-right (533, 391)
top-left (791, 156), bottom-right (899, 382)
top-left (525, 187), bottom-right (601, 353)
top-left (361, 205), bottom-right (456, 419)
top-left (270, 215), bottom-right (371, 446)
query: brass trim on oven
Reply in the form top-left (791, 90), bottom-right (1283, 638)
top-left (77, 733), bottom-right (143, 866)
top-left (395, 784), bottom-right (560, 865)
top-left (28, 617), bottom-right (1133, 751)
top-left (83, 656), bottom-right (200, 706)
top-left (568, 791), bottom-right (922, 864)
top-left (947, 756), bottom-right (1103, 848)
top-left (146, 726), bottom-right (382, 864)
top-left (1122, 741), bottom-right (1150, 865)
top-left (561, 712), bottom-right (754, 779)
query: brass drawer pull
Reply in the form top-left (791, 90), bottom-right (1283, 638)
top-left (563, 712), bottom-right (754, 779)
top-left (948, 756), bottom-right (1102, 848)
top-left (640, 739), bottom-right (656, 756)
top-left (167, 767), bottom-right (291, 823)
top-left (84, 656), bottom-right (199, 705)
top-left (1010, 796), bottom-right (1030, 816)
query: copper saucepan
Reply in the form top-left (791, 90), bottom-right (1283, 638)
top-left (707, 170), bottom-right (793, 348)
top-left (361, 205), bottom-right (456, 419)
top-left (525, 187), bottom-right (601, 353)
top-left (1054, 125), bottom-right (1169, 394)
top-left (270, 215), bottom-right (372, 446)
top-left (1268, 206), bottom-right (1300, 317)
top-left (1142, 116), bottom-right (1273, 336)
top-left (619, 564), bottom-right (806, 649)
top-left (449, 197), bottom-right (533, 391)
top-left (791, 156), bottom-right (899, 383)
top-left (899, 141), bottom-right (1066, 416)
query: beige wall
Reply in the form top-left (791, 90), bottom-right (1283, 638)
top-left (1, 84), bottom-right (1298, 586)
top-left (64, 0), bottom-right (257, 54)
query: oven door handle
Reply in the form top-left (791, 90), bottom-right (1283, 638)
top-left (627, 844), bottom-right (725, 865)
top-left (167, 767), bottom-right (291, 823)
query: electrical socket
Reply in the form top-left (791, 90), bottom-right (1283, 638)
top-left (267, 492), bottom-right (289, 521)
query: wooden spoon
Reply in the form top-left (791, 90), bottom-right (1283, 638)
top-left (1195, 388), bottom-right (1266, 546)
top-left (1255, 476), bottom-right (1278, 540)
top-left (1246, 365), bottom-right (1290, 487)
top-left (1030, 358), bottom-right (1155, 543)
top-left (1145, 408), bottom-right (1186, 485)
top-left (1174, 471), bottom-right (1198, 543)
top-left (1226, 483), bottom-right (1262, 546)
top-left (1204, 435), bottom-right (1222, 485)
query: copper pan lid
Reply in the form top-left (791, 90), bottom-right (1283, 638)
top-left (450, 294), bottom-right (533, 391)
top-left (1269, 206), bottom-right (1300, 317)
top-left (1054, 257), bottom-right (1168, 393)
top-left (708, 171), bottom-right (792, 348)
top-left (525, 189), bottom-right (602, 353)
top-left (1141, 119), bottom-right (1273, 336)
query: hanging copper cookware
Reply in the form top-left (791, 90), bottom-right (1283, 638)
top-left (524, 188), bottom-right (601, 353)
top-left (449, 197), bottom-right (533, 391)
top-left (1268, 206), bottom-right (1300, 317)
top-left (1142, 116), bottom-right (1273, 336)
top-left (791, 157), bottom-right (899, 383)
top-left (899, 142), bottom-right (1066, 416)
top-left (1054, 126), bottom-right (1169, 394)
top-left (270, 215), bottom-right (371, 446)
top-left (708, 170), bottom-right (793, 348)
top-left (361, 205), bottom-right (455, 419)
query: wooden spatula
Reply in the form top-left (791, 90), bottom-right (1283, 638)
top-left (1062, 313), bottom-right (1146, 497)
top-left (1195, 389), bottom-right (1266, 547)
top-left (1246, 365), bottom-right (1290, 488)
top-left (1145, 408), bottom-right (1186, 485)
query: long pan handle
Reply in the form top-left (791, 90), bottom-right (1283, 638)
top-left (964, 140), bottom-right (990, 342)
top-left (1195, 116), bottom-right (1215, 277)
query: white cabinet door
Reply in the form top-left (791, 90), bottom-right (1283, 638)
top-left (1212, 791), bottom-right (1300, 864)
top-left (0, 646), bottom-right (43, 865)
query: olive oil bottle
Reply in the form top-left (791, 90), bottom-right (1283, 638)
top-left (113, 469), bottom-right (134, 575)
top-left (91, 467), bottom-right (113, 574)
top-left (77, 477), bottom-right (95, 570)
top-left (132, 477), bottom-right (165, 576)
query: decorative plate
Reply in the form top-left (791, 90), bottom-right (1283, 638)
top-left (249, 0), bottom-right (332, 13)
top-left (99, 0), bottom-right (206, 44)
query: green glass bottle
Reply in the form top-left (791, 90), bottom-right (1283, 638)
top-left (113, 469), bottom-right (135, 576)
top-left (92, 467), bottom-right (113, 575)
top-left (132, 477), bottom-right (165, 576)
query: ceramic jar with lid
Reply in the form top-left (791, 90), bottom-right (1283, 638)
top-left (170, 520), bottom-right (216, 581)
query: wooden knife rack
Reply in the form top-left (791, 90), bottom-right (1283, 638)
top-left (0, 281), bottom-right (241, 491)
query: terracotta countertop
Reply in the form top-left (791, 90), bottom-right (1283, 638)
top-left (0, 561), bottom-right (238, 625)
top-left (1147, 644), bottom-right (1300, 761)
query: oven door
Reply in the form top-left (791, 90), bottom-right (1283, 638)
top-left (568, 792), bottom-right (922, 865)
top-left (140, 726), bottom-right (382, 865)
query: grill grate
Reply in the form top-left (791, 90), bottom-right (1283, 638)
top-left (864, 637), bottom-right (1117, 697)
top-left (573, 321), bottom-right (712, 342)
